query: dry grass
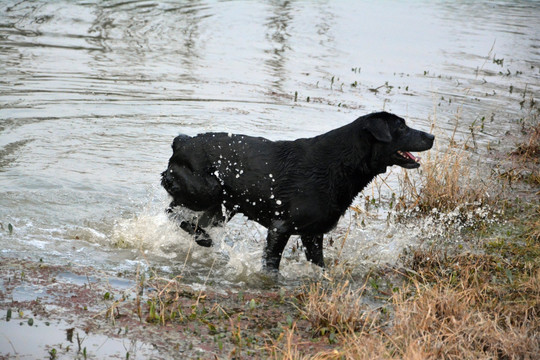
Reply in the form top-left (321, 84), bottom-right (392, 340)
top-left (389, 285), bottom-right (537, 359)
top-left (508, 122), bottom-right (540, 187)
top-left (398, 145), bottom-right (490, 213)
top-left (265, 323), bottom-right (309, 360)
top-left (267, 250), bottom-right (539, 360)
top-left (391, 250), bottom-right (539, 360)
top-left (397, 113), bottom-right (494, 214)
top-left (512, 122), bottom-right (540, 163)
top-left (297, 280), bottom-right (379, 335)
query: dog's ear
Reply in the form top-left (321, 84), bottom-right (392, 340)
top-left (363, 118), bottom-right (392, 143)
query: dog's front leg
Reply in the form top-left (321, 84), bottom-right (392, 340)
top-left (263, 225), bottom-right (290, 272)
top-left (166, 202), bottom-right (213, 247)
top-left (301, 234), bottom-right (324, 268)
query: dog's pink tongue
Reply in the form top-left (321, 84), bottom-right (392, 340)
top-left (405, 151), bottom-right (420, 162)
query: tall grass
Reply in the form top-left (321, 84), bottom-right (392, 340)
top-left (266, 251), bottom-right (539, 359)
top-left (512, 122), bottom-right (540, 163)
top-left (398, 112), bottom-right (494, 214)
top-left (297, 280), bottom-right (379, 335)
top-left (509, 121), bottom-right (540, 187)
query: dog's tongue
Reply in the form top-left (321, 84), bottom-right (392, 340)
top-left (405, 151), bottom-right (420, 162)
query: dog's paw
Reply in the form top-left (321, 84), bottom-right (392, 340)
top-left (195, 235), bottom-right (213, 247)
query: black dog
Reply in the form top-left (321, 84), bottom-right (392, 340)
top-left (161, 112), bottom-right (434, 271)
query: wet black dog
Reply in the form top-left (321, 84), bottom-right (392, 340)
top-left (161, 112), bottom-right (434, 271)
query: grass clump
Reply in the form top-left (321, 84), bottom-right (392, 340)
top-left (297, 279), bottom-right (379, 335)
top-left (394, 111), bottom-right (507, 238)
top-left (267, 240), bottom-right (539, 359)
top-left (512, 122), bottom-right (540, 162)
top-left (399, 145), bottom-right (491, 213)
top-left (508, 120), bottom-right (540, 187)
top-left (394, 248), bottom-right (539, 359)
top-left (398, 113), bottom-right (495, 216)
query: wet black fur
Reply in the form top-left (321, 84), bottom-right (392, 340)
top-left (161, 112), bottom-right (434, 271)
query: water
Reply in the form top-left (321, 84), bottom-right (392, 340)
top-left (0, 315), bottom-right (158, 358)
top-left (1, 0), bottom-right (539, 285)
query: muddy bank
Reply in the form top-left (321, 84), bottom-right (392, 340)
top-left (0, 257), bottom-right (337, 359)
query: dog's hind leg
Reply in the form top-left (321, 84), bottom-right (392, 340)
top-left (301, 234), bottom-right (325, 268)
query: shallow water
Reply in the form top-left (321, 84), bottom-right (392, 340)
top-left (1, 0), bottom-right (539, 286)
top-left (0, 315), bottom-right (158, 358)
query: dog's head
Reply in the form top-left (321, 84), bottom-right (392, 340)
top-left (361, 112), bottom-right (434, 172)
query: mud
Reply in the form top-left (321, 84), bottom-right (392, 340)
top-left (0, 258), bottom-right (338, 359)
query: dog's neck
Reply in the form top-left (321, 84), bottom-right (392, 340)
top-left (308, 126), bottom-right (385, 207)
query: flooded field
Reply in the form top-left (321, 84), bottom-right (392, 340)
top-left (0, 0), bottom-right (539, 357)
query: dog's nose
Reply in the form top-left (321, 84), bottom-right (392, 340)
top-left (426, 133), bottom-right (435, 141)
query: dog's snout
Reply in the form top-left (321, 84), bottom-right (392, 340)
top-left (424, 132), bottom-right (435, 150)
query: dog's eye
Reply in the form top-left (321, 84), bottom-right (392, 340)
top-left (399, 123), bottom-right (407, 131)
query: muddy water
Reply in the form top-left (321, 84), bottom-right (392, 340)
top-left (1, 1), bottom-right (539, 285)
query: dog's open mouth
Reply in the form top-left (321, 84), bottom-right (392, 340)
top-left (395, 150), bottom-right (421, 168)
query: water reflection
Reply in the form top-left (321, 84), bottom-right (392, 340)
top-left (265, 0), bottom-right (292, 92)
top-left (87, 1), bottom-right (211, 92)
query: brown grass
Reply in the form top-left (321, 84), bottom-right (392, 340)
top-left (266, 249), bottom-right (539, 360)
top-left (297, 280), bottom-right (379, 335)
top-left (512, 122), bottom-right (540, 163)
top-left (398, 146), bottom-right (489, 213)
top-left (265, 323), bottom-right (309, 360)
top-left (507, 122), bottom-right (540, 187)
top-left (392, 250), bottom-right (539, 359)
top-left (390, 285), bottom-right (536, 359)
top-left (397, 115), bottom-right (494, 214)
